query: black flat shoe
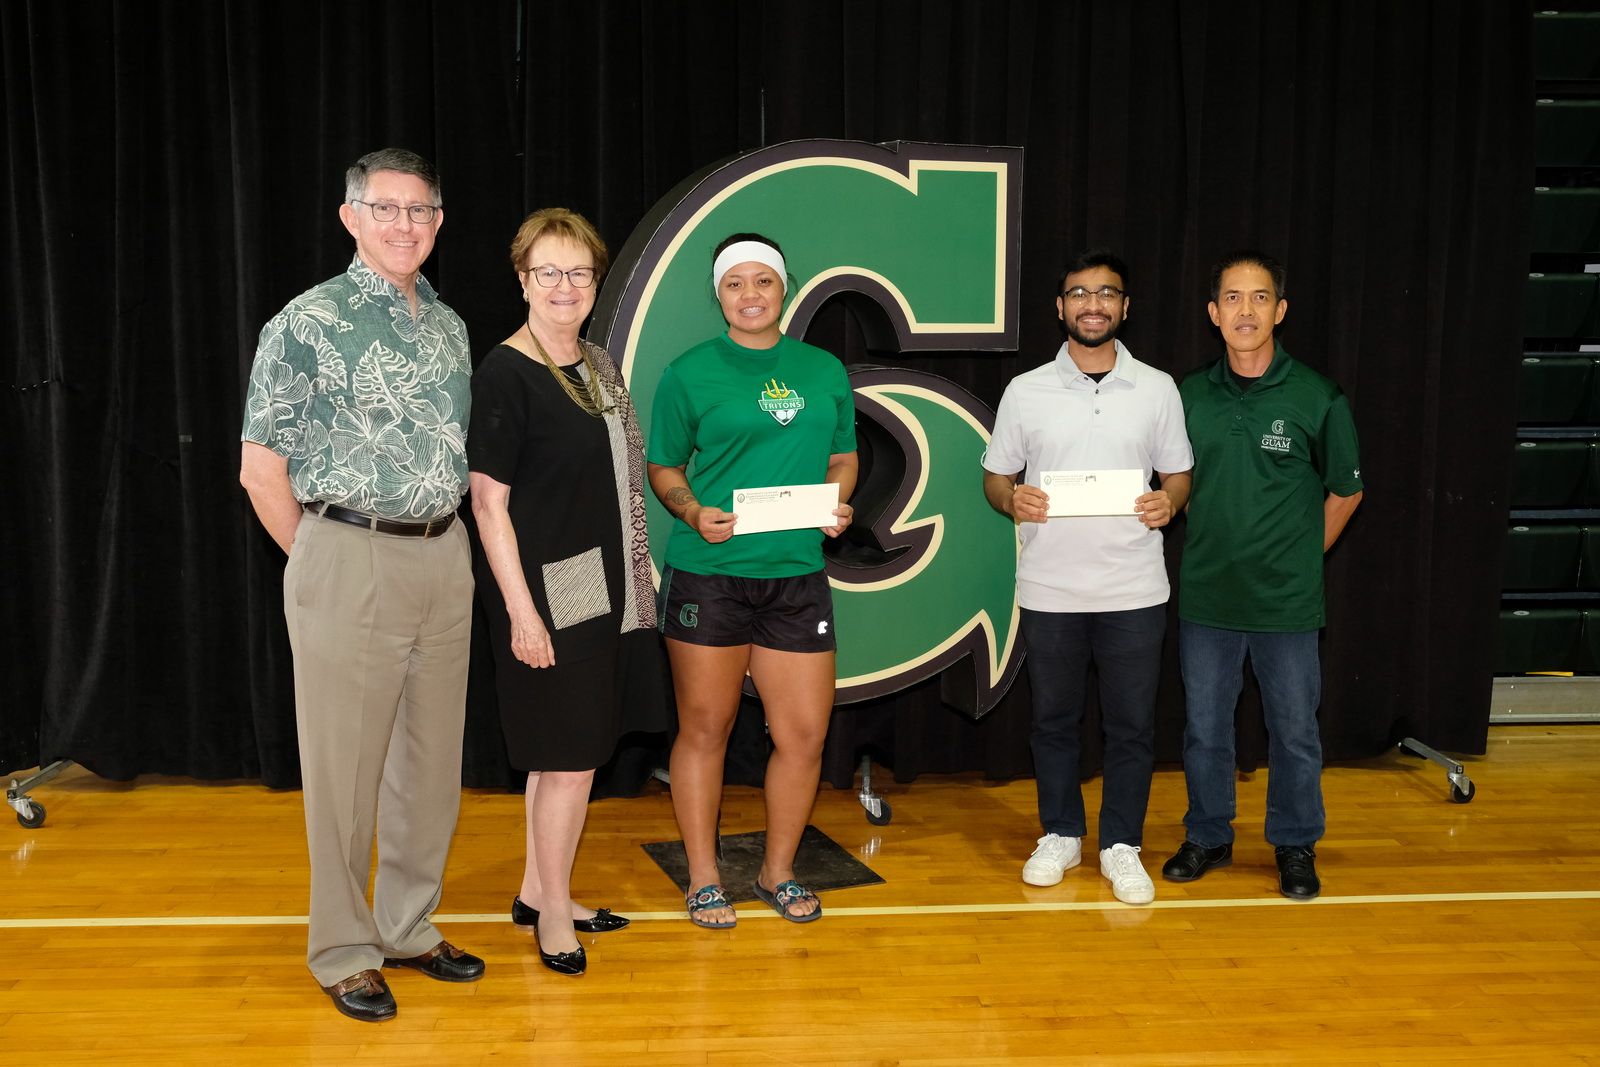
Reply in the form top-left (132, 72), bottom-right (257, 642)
top-left (574, 908), bottom-right (630, 932)
top-left (538, 944), bottom-right (587, 976)
top-left (512, 896), bottom-right (630, 933)
top-left (1160, 841), bottom-right (1233, 882)
top-left (1275, 845), bottom-right (1321, 900)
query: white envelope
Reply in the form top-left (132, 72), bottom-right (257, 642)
top-left (1039, 469), bottom-right (1146, 517)
top-left (729, 482), bottom-right (841, 535)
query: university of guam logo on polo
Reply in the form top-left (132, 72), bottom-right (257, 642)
top-left (589, 139), bottom-right (1025, 716)
top-left (760, 379), bottom-right (805, 425)
top-left (1262, 418), bottom-right (1293, 454)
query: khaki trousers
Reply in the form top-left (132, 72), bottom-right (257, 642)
top-left (282, 509), bottom-right (473, 986)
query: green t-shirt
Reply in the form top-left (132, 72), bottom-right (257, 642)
top-left (648, 332), bottom-right (857, 577)
top-left (1178, 344), bottom-right (1363, 632)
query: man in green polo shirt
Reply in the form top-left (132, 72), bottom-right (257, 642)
top-left (1160, 250), bottom-right (1364, 900)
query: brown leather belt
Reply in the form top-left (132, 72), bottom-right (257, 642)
top-left (305, 501), bottom-right (455, 538)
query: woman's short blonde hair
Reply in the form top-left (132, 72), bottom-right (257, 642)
top-left (509, 207), bottom-right (609, 278)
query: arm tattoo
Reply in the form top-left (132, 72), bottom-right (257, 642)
top-left (663, 485), bottom-right (699, 520)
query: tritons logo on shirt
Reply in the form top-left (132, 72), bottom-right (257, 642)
top-left (759, 379), bottom-right (805, 425)
top-left (589, 139), bottom-right (1025, 717)
top-left (1262, 418), bottom-right (1293, 453)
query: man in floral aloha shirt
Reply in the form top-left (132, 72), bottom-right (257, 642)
top-left (239, 147), bottom-right (481, 1023)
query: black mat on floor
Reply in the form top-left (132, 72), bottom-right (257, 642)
top-left (642, 824), bottom-right (885, 903)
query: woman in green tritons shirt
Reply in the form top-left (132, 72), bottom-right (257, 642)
top-left (648, 233), bottom-right (858, 928)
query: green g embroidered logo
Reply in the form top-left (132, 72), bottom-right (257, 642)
top-left (1261, 417), bottom-right (1293, 454)
top-left (758, 378), bottom-right (805, 425)
top-left (678, 603), bottom-right (699, 628)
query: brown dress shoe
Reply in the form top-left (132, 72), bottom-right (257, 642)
top-left (382, 940), bottom-right (485, 982)
top-left (322, 968), bottom-right (396, 1022)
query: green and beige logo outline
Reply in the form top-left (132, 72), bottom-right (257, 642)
top-left (591, 139), bottom-right (1025, 716)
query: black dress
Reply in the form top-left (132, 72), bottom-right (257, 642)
top-left (468, 343), bottom-right (666, 771)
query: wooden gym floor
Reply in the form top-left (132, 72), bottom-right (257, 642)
top-left (2, 724), bottom-right (1597, 1065)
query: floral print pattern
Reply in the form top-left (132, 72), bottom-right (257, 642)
top-left (242, 256), bottom-right (471, 519)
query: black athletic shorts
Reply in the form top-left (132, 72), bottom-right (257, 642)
top-left (657, 566), bottom-right (836, 652)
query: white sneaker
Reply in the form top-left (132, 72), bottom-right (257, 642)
top-left (1022, 834), bottom-right (1082, 886)
top-left (1100, 843), bottom-right (1155, 904)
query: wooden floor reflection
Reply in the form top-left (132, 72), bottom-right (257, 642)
top-left (3, 725), bottom-right (1597, 1065)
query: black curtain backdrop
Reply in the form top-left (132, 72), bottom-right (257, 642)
top-left (2, 1), bottom-right (1529, 792)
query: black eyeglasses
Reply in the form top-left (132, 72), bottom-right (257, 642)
top-left (350, 200), bottom-right (439, 224)
top-left (523, 265), bottom-right (597, 289)
top-left (1061, 285), bottom-right (1125, 304)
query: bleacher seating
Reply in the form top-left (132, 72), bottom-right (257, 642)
top-left (1534, 100), bottom-right (1600, 167)
top-left (1524, 273), bottom-right (1599, 339)
top-left (1503, 524), bottom-right (1582, 589)
top-left (1534, 12), bottom-right (1600, 81)
top-left (1580, 526), bottom-right (1600, 590)
top-left (1530, 188), bottom-right (1600, 254)
top-left (1517, 356), bottom-right (1592, 423)
top-left (1484, 11), bottom-right (1597, 678)
top-left (1509, 440), bottom-right (1592, 507)
top-left (1497, 608), bottom-right (1583, 674)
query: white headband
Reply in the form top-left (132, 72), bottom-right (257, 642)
top-left (713, 241), bottom-right (787, 292)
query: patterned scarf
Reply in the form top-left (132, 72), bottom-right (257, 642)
top-left (582, 341), bottom-right (657, 633)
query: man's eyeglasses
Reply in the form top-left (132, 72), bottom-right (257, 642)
top-left (350, 200), bottom-right (440, 225)
top-left (524, 265), bottom-right (597, 289)
top-left (1062, 285), bottom-right (1125, 304)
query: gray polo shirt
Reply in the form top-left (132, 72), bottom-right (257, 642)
top-left (982, 340), bottom-right (1193, 613)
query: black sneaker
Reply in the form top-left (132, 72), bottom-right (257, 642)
top-left (1274, 845), bottom-right (1320, 900)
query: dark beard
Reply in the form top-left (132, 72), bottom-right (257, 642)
top-left (1064, 317), bottom-right (1120, 349)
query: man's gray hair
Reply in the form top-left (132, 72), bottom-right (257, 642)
top-left (344, 148), bottom-right (442, 205)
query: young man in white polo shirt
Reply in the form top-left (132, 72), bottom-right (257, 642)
top-left (982, 251), bottom-right (1193, 904)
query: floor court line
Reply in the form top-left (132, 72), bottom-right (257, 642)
top-left (4, 889), bottom-right (1597, 929)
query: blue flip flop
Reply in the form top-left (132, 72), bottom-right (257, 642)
top-left (685, 884), bottom-right (737, 928)
top-left (752, 879), bottom-right (822, 923)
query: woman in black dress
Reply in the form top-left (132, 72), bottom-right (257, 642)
top-left (468, 208), bottom-right (664, 976)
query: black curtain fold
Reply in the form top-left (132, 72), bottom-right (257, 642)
top-left (2, 0), bottom-right (1527, 790)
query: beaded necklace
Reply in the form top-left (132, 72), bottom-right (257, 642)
top-left (525, 320), bottom-right (612, 417)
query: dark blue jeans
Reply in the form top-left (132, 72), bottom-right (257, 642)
top-left (1021, 604), bottom-right (1165, 848)
top-left (1177, 620), bottom-right (1325, 848)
